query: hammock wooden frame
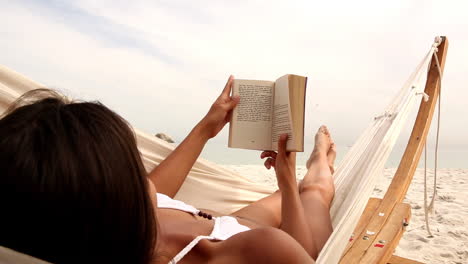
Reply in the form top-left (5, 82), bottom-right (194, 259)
top-left (339, 36), bottom-right (448, 264)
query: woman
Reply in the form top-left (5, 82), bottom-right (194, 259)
top-left (0, 76), bottom-right (335, 264)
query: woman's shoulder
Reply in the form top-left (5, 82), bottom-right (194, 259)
top-left (207, 227), bottom-right (314, 264)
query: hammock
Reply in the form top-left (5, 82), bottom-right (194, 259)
top-left (0, 37), bottom-right (446, 264)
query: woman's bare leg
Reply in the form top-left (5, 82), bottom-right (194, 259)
top-left (299, 125), bottom-right (335, 258)
top-left (231, 127), bottom-right (336, 235)
top-left (230, 190), bottom-right (282, 227)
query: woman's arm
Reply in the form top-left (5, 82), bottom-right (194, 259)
top-left (264, 134), bottom-right (314, 256)
top-left (147, 123), bottom-right (209, 198)
top-left (148, 76), bottom-right (239, 197)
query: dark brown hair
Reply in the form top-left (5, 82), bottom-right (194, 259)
top-left (0, 89), bottom-right (156, 263)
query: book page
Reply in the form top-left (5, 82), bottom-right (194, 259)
top-left (271, 75), bottom-right (294, 151)
top-left (229, 80), bottom-right (274, 150)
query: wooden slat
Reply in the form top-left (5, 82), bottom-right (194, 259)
top-left (342, 198), bottom-right (382, 255)
top-left (387, 255), bottom-right (424, 264)
top-left (340, 37), bottom-right (449, 263)
top-left (360, 203), bottom-right (411, 264)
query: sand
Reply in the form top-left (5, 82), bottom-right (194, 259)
top-left (222, 165), bottom-right (468, 264)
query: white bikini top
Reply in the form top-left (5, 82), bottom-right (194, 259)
top-left (156, 193), bottom-right (250, 264)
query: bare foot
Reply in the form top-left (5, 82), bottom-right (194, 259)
top-left (306, 125), bottom-right (332, 169)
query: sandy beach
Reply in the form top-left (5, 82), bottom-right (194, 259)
top-left (223, 165), bottom-right (468, 264)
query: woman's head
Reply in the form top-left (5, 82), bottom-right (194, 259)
top-left (0, 90), bottom-right (156, 263)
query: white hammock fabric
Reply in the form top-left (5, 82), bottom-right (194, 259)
top-left (317, 38), bottom-right (440, 263)
top-left (0, 38), bottom-right (439, 264)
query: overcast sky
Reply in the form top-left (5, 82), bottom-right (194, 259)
top-left (2, 0), bottom-right (467, 150)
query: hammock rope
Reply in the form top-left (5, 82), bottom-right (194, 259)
top-left (423, 36), bottom-right (444, 237)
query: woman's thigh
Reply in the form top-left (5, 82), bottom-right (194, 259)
top-left (230, 190), bottom-right (282, 228)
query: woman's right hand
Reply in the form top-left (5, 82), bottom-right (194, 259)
top-left (197, 75), bottom-right (240, 140)
top-left (261, 134), bottom-right (297, 190)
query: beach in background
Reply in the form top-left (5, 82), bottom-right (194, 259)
top-left (221, 165), bottom-right (468, 264)
top-left (201, 141), bottom-right (468, 169)
top-left (163, 131), bottom-right (468, 264)
top-left (197, 140), bottom-right (468, 264)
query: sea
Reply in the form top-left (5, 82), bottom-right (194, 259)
top-left (199, 141), bottom-right (467, 169)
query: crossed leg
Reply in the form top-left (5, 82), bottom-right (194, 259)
top-left (231, 125), bottom-right (336, 258)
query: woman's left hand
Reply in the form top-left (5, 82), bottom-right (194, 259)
top-left (199, 75), bottom-right (240, 139)
top-left (262, 134), bottom-right (297, 190)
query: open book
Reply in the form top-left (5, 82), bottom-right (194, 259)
top-left (228, 74), bottom-right (307, 152)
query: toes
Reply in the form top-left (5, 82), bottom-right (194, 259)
top-left (318, 125), bottom-right (331, 138)
top-left (323, 126), bottom-right (329, 135)
top-left (318, 125), bottom-right (328, 134)
top-left (329, 143), bottom-right (336, 153)
top-left (327, 143), bottom-right (337, 159)
top-left (327, 142), bottom-right (337, 158)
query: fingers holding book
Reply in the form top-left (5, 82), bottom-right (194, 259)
top-left (198, 75), bottom-right (240, 139)
top-left (274, 134), bottom-right (297, 190)
top-left (261, 151), bottom-right (277, 170)
top-left (261, 135), bottom-right (297, 191)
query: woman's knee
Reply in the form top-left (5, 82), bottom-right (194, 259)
top-left (299, 182), bottom-right (334, 206)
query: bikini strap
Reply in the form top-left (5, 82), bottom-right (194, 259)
top-left (168, 235), bottom-right (216, 264)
